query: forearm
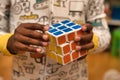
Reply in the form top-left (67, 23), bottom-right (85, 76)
top-left (0, 0), bottom-right (12, 55)
top-left (89, 18), bottom-right (111, 53)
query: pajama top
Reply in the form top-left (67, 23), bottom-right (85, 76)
top-left (0, 0), bottom-right (111, 80)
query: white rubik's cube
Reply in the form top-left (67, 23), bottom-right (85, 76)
top-left (46, 20), bottom-right (87, 65)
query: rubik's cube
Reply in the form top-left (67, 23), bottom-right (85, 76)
top-left (46, 20), bottom-right (87, 65)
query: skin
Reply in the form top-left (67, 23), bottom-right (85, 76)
top-left (75, 24), bottom-right (94, 51)
top-left (7, 23), bottom-right (94, 58)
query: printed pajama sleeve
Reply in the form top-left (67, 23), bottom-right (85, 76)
top-left (0, 0), bottom-right (13, 56)
top-left (87, 0), bottom-right (111, 54)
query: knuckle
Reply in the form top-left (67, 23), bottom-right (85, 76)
top-left (32, 31), bottom-right (39, 37)
top-left (14, 28), bottom-right (19, 33)
top-left (14, 42), bottom-right (20, 49)
top-left (18, 23), bottom-right (24, 28)
top-left (33, 40), bottom-right (40, 45)
top-left (26, 38), bottom-right (32, 43)
top-left (36, 40), bottom-right (42, 46)
top-left (14, 34), bottom-right (19, 40)
top-left (27, 38), bottom-right (41, 46)
top-left (28, 31), bottom-right (34, 37)
top-left (24, 45), bottom-right (31, 51)
top-left (28, 46), bottom-right (36, 52)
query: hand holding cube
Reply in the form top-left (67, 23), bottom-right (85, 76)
top-left (46, 20), bottom-right (87, 65)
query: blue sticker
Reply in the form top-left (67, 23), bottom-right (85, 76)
top-left (66, 22), bottom-right (75, 27)
top-left (72, 25), bottom-right (81, 29)
top-left (61, 20), bottom-right (70, 24)
top-left (49, 29), bottom-right (58, 33)
top-left (53, 23), bottom-right (61, 27)
top-left (63, 28), bottom-right (72, 32)
top-left (58, 26), bottom-right (67, 30)
top-left (53, 31), bottom-right (63, 36)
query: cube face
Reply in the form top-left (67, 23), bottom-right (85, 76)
top-left (57, 54), bottom-right (71, 65)
top-left (56, 43), bottom-right (71, 55)
top-left (47, 51), bottom-right (57, 61)
top-left (57, 35), bottom-right (66, 45)
top-left (57, 55), bottom-right (63, 64)
top-left (63, 54), bottom-right (71, 64)
top-left (71, 51), bottom-right (80, 60)
top-left (63, 44), bottom-right (70, 54)
top-left (47, 43), bottom-right (56, 51)
top-left (67, 32), bottom-right (75, 41)
top-left (70, 41), bottom-right (77, 50)
top-left (50, 31), bottom-right (66, 45)
top-left (47, 20), bottom-right (86, 65)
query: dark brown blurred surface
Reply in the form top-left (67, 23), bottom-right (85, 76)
top-left (0, 51), bottom-right (120, 80)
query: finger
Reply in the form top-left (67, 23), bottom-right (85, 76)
top-left (76, 42), bottom-right (94, 51)
top-left (15, 34), bottom-right (48, 46)
top-left (13, 41), bottom-right (38, 53)
top-left (75, 32), bottom-right (93, 43)
top-left (82, 23), bottom-right (93, 32)
top-left (16, 28), bottom-right (49, 41)
top-left (30, 53), bottom-right (45, 58)
top-left (17, 51), bottom-right (26, 54)
top-left (22, 23), bottom-right (49, 31)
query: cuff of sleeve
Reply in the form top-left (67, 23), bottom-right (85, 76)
top-left (0, 34), bottom-right (13, 56)
top-left (88, 33), bottom-right (99, 54)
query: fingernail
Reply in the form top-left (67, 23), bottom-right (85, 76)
top-left (43, 34), bottom-right (48, 40)
top-left (76, 46), bottom-right (81, 51)
top-left (36, 48), bottom-right (42, 52)
top-left (75, 36), bottom-right (81, 41)
top-left (42, 42), bottom-right (48, 46)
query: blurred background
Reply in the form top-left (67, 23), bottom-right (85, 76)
top-left (0, 0), bottom-right (120, 80)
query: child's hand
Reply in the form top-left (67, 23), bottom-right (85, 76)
top-left (75, 23), bottom-right (94, 55)
top-left (7, 23), bottom-right (49, 58)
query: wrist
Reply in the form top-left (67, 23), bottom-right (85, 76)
top-left (7, 35), bottom-right (17, 55)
